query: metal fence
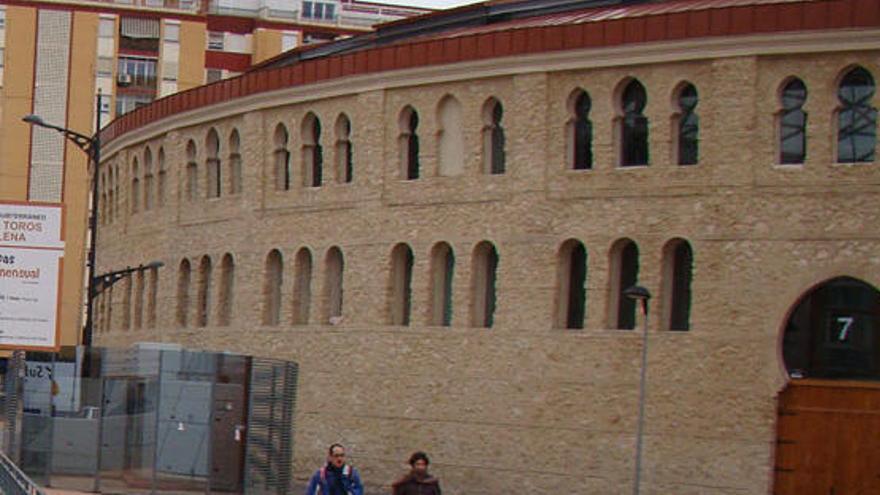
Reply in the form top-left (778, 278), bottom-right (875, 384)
top-left (0, 449), bottom-right (44, 495)
top-left (1, 345), bottom-right (298, 495)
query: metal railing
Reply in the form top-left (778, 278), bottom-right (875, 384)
top-left (0, 449), bottom-right (44, 495)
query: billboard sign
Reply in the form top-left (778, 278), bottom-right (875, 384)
top-left (0, 201), bottom-right (65, 351)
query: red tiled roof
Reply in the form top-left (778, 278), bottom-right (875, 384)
top-left (101, 0), bottom-right (880, 145)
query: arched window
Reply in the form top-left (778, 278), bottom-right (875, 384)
top-left (143, 147), bottom-right (154, 210)
top-left (675, 83), bottom-right (699, 165)
top-left (134, 270), bottom-right (144, 330)
top-left (107, 168), bottom-right (115, 223)
top-left (324, 247), bottom-right (344, 323)
top-left (114, 164), bottom-right (121, 220)
top-left (130, 158), bottom-right (140, 214)
top-left (292, 248), bottom-right (313, 325)
top-left (779, 78), bottom-right (807, 164)
top-left (556, 239), bottom-right (587, 329)
top-left (206, 128), bottom-right (221, 198)
top-left (389, 243), bottom-right (414, 325)
top-left (185, 140), bottom-right (198, 201)
top-left (662, 239), bottom-right (693, 331)
top-left (470, 241), bottom-right (498, 328)
top-left (122, 275), bottom-right (132, 330)
top-left (263, 250), bottom-right (283, 326)
top-left (100, 172), bottom-right (108, 225)
top-left (229, 129), bottom-right (242, 194)
top-left (783, 277), bottom-right (880, 379)
top-left (157, 147), bottom-right (167, 207)
top-left (302, 113), bottom-right (323, 187)
top-left (619, 79), bottom-right (649, 167)
top-left (218, 253), bottom-right (234, 326)
top-left (105, 286), bottom-right (114, 332)
top-left (335, 114), bottom-right (353, 184)
top-left (274, 124), bottom-right (291, 191)
top-left (430, 242), bottom-right (455, 326)
top-left (837, 66), bottom-right (877, 163)
top-left (482, 98), bottom-right (506, 174)
top-left (177, 259), bottom-right (191, 327)
top-left (197, 255), bottom-right (212, 327)
top-left (609, 239), bottom-right (640, 329)
top-left (147, 264), bottom-right (158, 328)
top-left (399, 106), bottom-right (420, 180)
top-left (437, 95), bottom-right (464, 176)
top-left (568, 89), bottom-right (593, 170)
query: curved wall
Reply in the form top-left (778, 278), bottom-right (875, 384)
top-left (92, 16), bottom-right (880, 495)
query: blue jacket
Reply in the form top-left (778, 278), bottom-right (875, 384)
top-left (305, 464), bottom-right (364, 495)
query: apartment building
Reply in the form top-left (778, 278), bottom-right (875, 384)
top-left (0, 0), bottom-right (427, 349)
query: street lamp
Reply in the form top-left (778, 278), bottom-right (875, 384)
top-left (23, 92), bottom-right (103, 346)
top-left (624, 284), bottom-right (651, 495)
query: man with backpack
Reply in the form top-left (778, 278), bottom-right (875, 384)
top-left (305, 443), bottom-right (364, 495)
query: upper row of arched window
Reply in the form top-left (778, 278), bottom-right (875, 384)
top-left (101, 66), bottom-right (877, 223)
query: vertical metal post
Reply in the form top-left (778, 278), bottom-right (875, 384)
top-left (632, 298), bottom-right (649, 495)
top-left (83, 90), bottom-right (102, 347)
top-left (93, 350), bottom-right (105, 494)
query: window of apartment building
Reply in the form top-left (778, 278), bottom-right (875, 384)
top-left (99, 17), bottom-right (115, 38)
top-left (675, 83), bottom-right (699, 165)
top-left (164, 22), bottom-right (180, 42)
top-left (482, 97), bottom-right (505, 174)
top-left (303, 1), bottom-right (336, 20)
top-left (218, 254), bottom-right (234, 326)
top-left (0, 9), bottom-right (6, 29)
top-left (471, 241), bottom-right (498, 328)
top-left (837, 66), bottom-right (877, 163)
top-left (556, 239), bottom-right (587, 330)
top-left (263, 250), bottom-right (283, 326)
top-left (609, 238), bottom-right (639, 330)
top-left (197, 256), bottom-right (213, 327)
top-left (116, 94), bottom-right (153, 117)
top-left (119, 17), bottom-right (160, 52)
top-left (208, 31), bottom-right (224, 50)
top-left (389, 243), bottom-right (414, 326)
top-left (324, 247), bottom-right (344, 323)
top-left (118, 57), bottom-right (157, 87)
top-left (779, 78), bottom-right (807, 165)
top-left (619, 79), bottom-right (649, 167)
top-left (430, 242), bottom-right (454, 327)
top-left (302, 113), bottom-right (323, 187)
top-left (292, 248), bottom-right (313, 325)
top-left (568, 89), bottom-right (593, 170)
top-left (662, 238), bottom-right (693, 331)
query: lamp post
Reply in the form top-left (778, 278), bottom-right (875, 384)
top-left (23, 91), bottom-right (103, 347)
top-left (624, 284), bottom-right (651, 495)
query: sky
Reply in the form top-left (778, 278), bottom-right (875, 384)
top-left (377, 0), bottom-right (484, 10)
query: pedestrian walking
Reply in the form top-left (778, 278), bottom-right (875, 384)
top-left (391, 451), bottom-right (441, 495)
top-left (305, 443), bottom-right (364, 495)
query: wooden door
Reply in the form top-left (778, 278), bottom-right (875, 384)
top-left (774, 380), bottom-right (880, 495)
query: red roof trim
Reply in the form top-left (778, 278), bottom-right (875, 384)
top-left (101, 0), bottom-right (880, 144)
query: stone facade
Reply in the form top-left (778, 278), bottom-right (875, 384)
top-left (92, 23), bottom-right (880, 495)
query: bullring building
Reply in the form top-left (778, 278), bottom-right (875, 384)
top-left (90, 0), bottom-right (879, 493)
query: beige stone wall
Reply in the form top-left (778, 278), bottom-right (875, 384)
top-left (93, 38), bottom-right (880, 494)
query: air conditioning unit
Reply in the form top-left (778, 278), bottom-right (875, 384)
top-left (117, 73), bottom-right (133, 86)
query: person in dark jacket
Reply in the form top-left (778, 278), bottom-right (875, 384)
top-left (391, 451), bottom-right (441, 495)
top-left (305, 443), bottom-right (364, 495)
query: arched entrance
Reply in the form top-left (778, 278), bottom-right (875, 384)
top-left (775, 277), bottom-right (880, 495)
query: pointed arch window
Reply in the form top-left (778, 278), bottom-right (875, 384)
top-left (620, 80), bottom-right (649, 167)
top-left (157, 147), bottom-right (167, 207)
top-left (335, 114), bottom-right (353, 184)
top-left (206, 128), bottom-right (221, 198)
top-left (229, 129), bottom-right (242, 194)
top-left (185, 140), bottom-right (198, 201)
top-left (324, 247), bottom-right (344, 322)
top-left (293, 248), bottom-right (313, 325)
top-left (263, 250), bottom-right (283, 326)
top-left (177, 259), bottom-right (191, 327)
top-left (430, 242), bottom-right (455, 326)
top-left (662, 239), bottom-right (693, 331)
top-left (837, 66), bottom-right (877, 163)
top-left (482, 98), bottom-right (506, 174)
top-left (274, 124), bottom-right (291, 190)
top-left (556, 239), bottom-right (587, 329)
top-left (197, 255), bottom-right (212, 327)
top-left (675, 83), bottom-right (699, 165)
top-left (609, 239), bottom-right (640, 329)
top-left (568, 90), bottom-right (593, 170)
top-left (134, 270), bottom-right (144, 329)
top-left (218, 254), bottom-right (234, 326)
top-left (147, 264), bottom-right (158, 328)
top-left (399, 106), bottom-right (420, 180)
top-left (389, 243), bottom-right (414, 326)
top-left (302, 113), bottom-right (323, 187)
top-left (779, 78), bottom-right (807, 164)
top-left (131, 158), bottom-right (140, 214)
top-left (471, 241), bottom-right (498, 328)
top-left (143, 147), bottom-right (154, 210)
